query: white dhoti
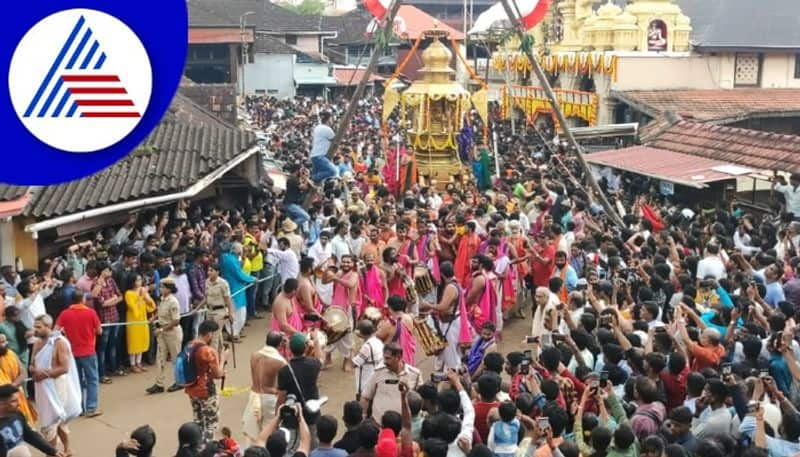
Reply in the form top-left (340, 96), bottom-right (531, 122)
top-left (35, 335), bottom-right (81, 440)
top-left (242, 391), bottom-right (277, 446)
top-left (430, 315), bottom-right (463, 373)
top-left (232, 306), bottom-right (247, 336)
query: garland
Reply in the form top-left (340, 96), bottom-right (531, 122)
top-left (492, 51), bottom-right (618, 82)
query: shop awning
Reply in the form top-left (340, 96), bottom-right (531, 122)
top-left (585, 146), bottom-right (751, 189)
top-left (295, 76), bottom-right (338, 86)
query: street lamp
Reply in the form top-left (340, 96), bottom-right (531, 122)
top-left (240, 11), bottom-right (256, 97)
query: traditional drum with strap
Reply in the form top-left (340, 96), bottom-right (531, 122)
top-left (414, 266), bottom-right (434, 296)
top-left (322, 307), bottom-right (350, 345)
top-left (413, 316), bottom-right (448, 356)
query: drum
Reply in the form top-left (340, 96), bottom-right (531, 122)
top-left (414, 267), bottom-right (434, 296)
top-left (322, 307), bottom-right (351, 345)
top-left (359, 306), bottom-right (384, 327)
top-left (413, 317), bottom-right (448, 356)
top-left (404, 276), bottom-right (418, 304)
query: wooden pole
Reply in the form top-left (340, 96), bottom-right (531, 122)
top-left (326, 0), bottom-right (403, 158)
top-left (498, 0), bottom-right (625, 228)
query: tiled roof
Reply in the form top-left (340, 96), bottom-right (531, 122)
top-left (322, 10), bottom-right (372, 45)
top-left (396, 5), bottom-right (465, 40)
top-left (585, 146), bottom-right (737, 188)
top-left (254, 35), bottom-right (300, 54)
top-left (643, 119), bottom-right (800, 174)
top-left (262, 1), bottom-right (330, 33)
top-left (188, 0), bottom-right (264, 27)
top-left (333, 67), bottom-right (384, 85)
top-left (163, 92), bottom-right (236, 130)
top-left (612, 89), bottom-right (800, 123)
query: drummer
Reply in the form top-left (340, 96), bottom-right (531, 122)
top-left (421, 261), bottom-right (472, 373)
top-left (323, 255), bottom-right (361, 372)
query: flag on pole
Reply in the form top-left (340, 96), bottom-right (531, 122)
top-left (363, 0), bottom-right (391, 19)
top-left (468, 0), bottom-right (551, 34)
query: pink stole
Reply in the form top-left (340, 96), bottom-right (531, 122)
top-left (362, 266), bottom-right (386, 314)
top-left (332, 271), bottom-right (360, 311)
top-left (395, 318), bottom-right (417, 366)
top-left (451, 281), bottom-right (474, 345)
top-left (474, 273), bottom-right (497, 329)
top-left (271, 298), bottom-right (305, 333)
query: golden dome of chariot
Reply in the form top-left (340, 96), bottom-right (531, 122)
top-left (421, 39), bottom-right (455, 77)
top-left (597, 1), bottom-right (622, 18)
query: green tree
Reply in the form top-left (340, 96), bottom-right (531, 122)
top-left (279, 0), bottom-right (325, 15)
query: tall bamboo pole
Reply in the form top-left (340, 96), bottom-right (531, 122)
top-left (498, 0), bottom-right (624, 228)
top-left (326, 0), bottom-right (403, 158)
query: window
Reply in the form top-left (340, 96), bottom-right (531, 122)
top-left (734, 53), bottom-right (761, 87)
top-left (795, 53), bottom-right (800, 79)
top-left (285, 35), bottom-right (298, 45)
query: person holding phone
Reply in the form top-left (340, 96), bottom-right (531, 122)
top-left (358, 343), bottom-right (421, 422)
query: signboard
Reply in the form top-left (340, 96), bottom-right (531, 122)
top-left (648, 20), bottom-right (668, 51)
top-left (660, 180), bottom-right (674, 196)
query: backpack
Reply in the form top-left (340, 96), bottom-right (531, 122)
top-left (175, 342), bottom-right (205, 387)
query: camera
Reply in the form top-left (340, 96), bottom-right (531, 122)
top-left (280, 394), bottom-right (299, 428)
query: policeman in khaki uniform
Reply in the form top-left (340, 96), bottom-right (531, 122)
top-left (204, 262), bottom-right (232, 355)
top-left (146, 277), bottom-right (184, 394)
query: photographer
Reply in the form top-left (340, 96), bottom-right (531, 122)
top-left (276, 333), bottom-right (322, 446)
top-left (256, 402), bottom-right (312, 457)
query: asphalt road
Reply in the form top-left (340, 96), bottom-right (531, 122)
top-left (66, 312), bottom-right (532, 456)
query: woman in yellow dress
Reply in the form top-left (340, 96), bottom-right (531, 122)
top-left (125, 275), bottom-right (156, 373)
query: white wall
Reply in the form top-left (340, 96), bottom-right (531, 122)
top-left (244, 54), bottom-right (296, 98)
top-left (612, 51), bottom-right (800, 92)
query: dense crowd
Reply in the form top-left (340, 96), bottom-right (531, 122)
top-left (1, 91), bottom-right (800, 457)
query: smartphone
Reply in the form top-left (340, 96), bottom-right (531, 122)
top-left (538, 417), bottom-right (550, 431)
top-left (541, 333), bottom-right (553, 347)
top-left (430, 373), bottom-right (447, 383)
top-left (552, 333), bottom-right (567, 342)
top-left (600, 370), bottom-right (609, 387)
top-left (590, 379), bottom-right (599, 389)
top-left (386, 379), bottom-right (400, 385)
top-left (721, 363), bottom-right (732, 376)
top-left (520, 360), bottom-right (530, 375)
top-left (760, 368), bottom-right (770, 378)
top-left (747, 401), bottom-right (759, 414)
top-left (526, 335), bottom-right (540, 344)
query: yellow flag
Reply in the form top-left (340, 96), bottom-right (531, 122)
top-left (472, 89), bottom-right (488, 125)
top-left (383, 87), bottom-right (400, 122)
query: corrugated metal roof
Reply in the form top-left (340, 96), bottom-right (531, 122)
top-left (646, 120), bottom-right (800, 174)
top-left (333, 67), bottom-right (384, 85)
top-left (22, 122), bottom-right (256, 218)
top-left (585, 146), bottom-right (738, 188)
top-left (677, 0), bottom-right (800, 50)
top-left (612, 89), bottom-right (800, 123)
top-left (0, 186), bottom-right (29, 202)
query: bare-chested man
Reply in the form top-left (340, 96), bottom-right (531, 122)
top-left (270, 278), bottom-right (300, 338)
top-left (421, 261), bottom-right (469, 373)
top-left (241, 331), bottom-right (287, 446)
top-left (297, 257), bottom-right (322, 330)
top-left (323, 255), bottom-right (360, 371)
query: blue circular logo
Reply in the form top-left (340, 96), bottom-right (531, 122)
top-left (3, 0), bottom-right (187, 185)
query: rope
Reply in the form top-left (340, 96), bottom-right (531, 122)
top-left (384, 33), bottom-right (424, 90)
top-left (98, 274), bottom-right (276, 328)
top-left (450, 38), bottom-right (488, 90)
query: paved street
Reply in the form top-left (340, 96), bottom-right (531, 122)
top-left (67, 313), bottom-right (532, 455)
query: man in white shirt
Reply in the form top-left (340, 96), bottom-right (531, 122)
top-left (308, 231), bottom-right (334, 306)
top-left (774, 174), bottom-right (800, 217)
top-left (696, 244), bottom-right (726, 281)
top-left (310, 112), bottom-right (339, 183)
top-left (346, 226), bottom-right (366, 260)
top-left (352, 320), bottom-right (384, 400)
top-left (442, 370), bottom-right (475, 457)
top-left (266, 237), bottom-right (300, 284)
top-left (330, 222), bottom-right (352, 264)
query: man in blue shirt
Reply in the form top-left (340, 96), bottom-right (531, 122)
top-left (310, 112), bottom-right (339, 183)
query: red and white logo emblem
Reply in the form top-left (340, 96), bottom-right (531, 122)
top-left (8, 8), bottom-right (152, 153)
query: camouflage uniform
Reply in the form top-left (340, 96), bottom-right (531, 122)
top-left (190, 394), bottom-right (220, 443)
